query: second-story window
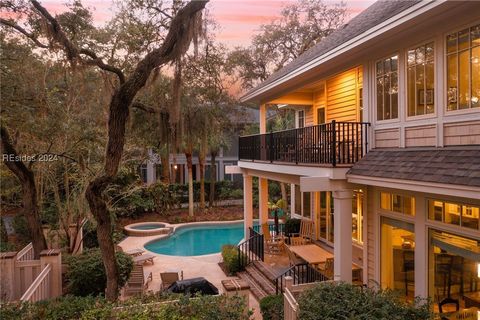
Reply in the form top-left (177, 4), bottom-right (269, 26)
top-left (407, 42), bottom-right (435, 117)
top-left (298, 110), bottom-right (305, 128)
top-left (446, 24), bottom-right (480, 111)
top-left (376, 55), bottom-right (398, 120)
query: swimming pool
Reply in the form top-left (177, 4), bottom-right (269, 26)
top-left (145, 222), bottom-right (245, 256)
top-left (131, 223), bottom-right (165, 230)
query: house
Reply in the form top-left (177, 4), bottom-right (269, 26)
top-left (228, 0), bottom-right (480, 314)
top-left (141, 105), bottom-right (260, 186)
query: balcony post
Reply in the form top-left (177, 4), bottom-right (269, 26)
top-left (243, 174), bottom-right (254, 239)
top-left (259, 178), bottom-right (269, 227)
top-left (333, 189), bottom-right (353, 283)
top-left (259, 104), bottom-right (267, 134)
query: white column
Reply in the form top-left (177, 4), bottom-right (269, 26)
top-left (259, 104), bottom-right (267, 134)
top-left (243, 174), bottom-right (253, 239)
top-left (414, 193), bottom-right (427, 298)
top-left (259, 178), bottom-right (269, 226)
top-left (333, 189), bottom-right (353, 283)
top-left (290, 184), bottom-right (296, 216)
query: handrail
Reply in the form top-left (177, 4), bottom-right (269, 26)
top-left (237, 227), bottom-right (264, 270)
top-left (20, 263), bottom-right (52, 302)
top-left (16, 242), bottom-right (34, 261)
top-left (275, 263), bottom-right (328, 294)
top-left (239, 121), bottom-right (371, 166)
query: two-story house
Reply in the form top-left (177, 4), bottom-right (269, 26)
top-left (228, 0), bottom-right (480, 313)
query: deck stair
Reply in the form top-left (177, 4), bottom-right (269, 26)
top-left (239, 261), bottom-right (278, 300)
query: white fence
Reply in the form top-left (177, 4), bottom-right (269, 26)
top-left (20, 264), bottom-right (52, 302)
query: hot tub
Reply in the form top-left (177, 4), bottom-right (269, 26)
top-left (124, 222), bottom-right (172, 236)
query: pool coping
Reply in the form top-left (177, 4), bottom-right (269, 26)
top-left (124, 221), bottom-right (172, 237)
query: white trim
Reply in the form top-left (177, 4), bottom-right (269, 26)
top-left (241, 0), bottom-right (446, 103)
top-left (238, 161), bottom-right (350, 179)
top-left (347, 174), bottom-right (480, 200)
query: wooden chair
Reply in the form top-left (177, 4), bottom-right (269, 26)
top-left (317, 257), bottom-right (334, 280)
top-left (290, 237), bottom-right (306, 246)
top-left (262, 224), bottom-right (284, 255)
top-left (291, 219), bottom-right (314, 243)
top-left (124, 264), bottom-right (152, 296)
top-left (447, 308), bottom-right (478, 320)
top-left (160, 270), bottom-right (183, 291)
top-left (285, 244), bottom-right (305, 267)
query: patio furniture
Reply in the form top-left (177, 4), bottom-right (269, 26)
top-left (288, 244), bottom-right (333, 265)
top-left (464, 291), bottom-right (480, 308)
top-left (438, 297), bottom-right (460, 314)
top-left (124, 264), bottom-right (152, 295)
top-left (262, 224), bottom-right (284, 254)
top-left (125, 248), bottom-right (145, 257)
top-left (285, 243), bottom-right (305, 266)
top-left (290, 219), bottom-right (314, 244)
top-left (160, 270), bottom-right (184, 291)
top-left (322, 257), bottom-right (334, 280)
top-left (133, 253), bottom-right (156, 265)
top-left (447, 307), bottom-right (479, 320)
top-left (290, 237), bottom-right (306, 246)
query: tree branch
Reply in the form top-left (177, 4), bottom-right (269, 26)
top-left (0, 18), bottom-right (49, 48)
top-left (28, 0), bottom-right (126, 84)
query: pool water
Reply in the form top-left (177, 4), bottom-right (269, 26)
top-left (131, 224), bottom-right (165, 230)
top-left (145, 223), bottom-right (244, 256)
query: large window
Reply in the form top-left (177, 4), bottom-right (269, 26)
top-left (298, 110), bottom-right (305, 128)
top-left (376, 55), bottom-right (399, 120)
top-left (381, 217), bottom-right (415, 300)
top-left (428, 199), bottom-right (480, 231)
top-left (352, 190), bottom-right (364, 244)
top-left (380, 192), bottom-right (415, 216)
top-left (407, 42), bottom-right (435, 117)
top-left (446, 24), bottom-right (480, 110)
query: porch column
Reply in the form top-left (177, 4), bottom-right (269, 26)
top-left (290, 183), bottom-right (296, 216)
top-left (243, 174), bottom-right (253, 239)
top-left (259, 178), bottom-right (269, 226)
top-left (259, 104), bottom-right (267, 134)
top-left (333, 189), bottom-right (353, 283)
top-left (414, 193), bottom-right (427, 298)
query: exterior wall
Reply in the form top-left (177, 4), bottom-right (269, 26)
top-left (368, 16), bottom-right (480, 149)
top-left (326, 67), bottom-right (361, 123)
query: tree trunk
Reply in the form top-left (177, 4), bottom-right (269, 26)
top-left (185, 152), bottom-right (194, 216)
top-left (199, 151), bottom-right (206, 210)
top-left (160, 153), bottom-right (170, 184)
top-left (0, 126), bottom-right (47, 258)
top-left (209, 150), bottom-right (217, 207)
top-left (280, 182), bottom-right (288, 203)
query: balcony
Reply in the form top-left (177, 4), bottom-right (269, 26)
top-left (238, 121), bottom-right (370, 167)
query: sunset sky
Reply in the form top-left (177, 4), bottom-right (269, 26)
top-left (35, 0), bottom-right (376, 48)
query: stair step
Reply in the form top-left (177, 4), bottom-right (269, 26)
top-left (252, 261), bottom-right (278, 282)
top-left (245, 265), bottom-right (276, 296)
top-left (238, 271), bottom-right (268, 301)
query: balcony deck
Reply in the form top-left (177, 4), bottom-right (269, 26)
top-left (239, 121), bottom-right (370, 167)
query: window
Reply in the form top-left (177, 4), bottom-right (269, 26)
top-left (303, 192), bottom-right (311, 218)
top-left (352, 190), bottom-right (364, 244)
top-left (380, 192), bottom-right (415, 216)
top-left (407, 42), bottom-right (435, 116)
top-left (298, 110), bottom-right (305, 128)
top-left (428, 199), bottom-right (479, 230)
top-left (446, 24), bottom-right (480, 110)
top-left (376, 55), bottom-right (399, 120)
top-left (317, 107), bottom-right (326, 124)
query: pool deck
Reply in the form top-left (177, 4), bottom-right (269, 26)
top-left (118, 221), bottom-right (262, 319)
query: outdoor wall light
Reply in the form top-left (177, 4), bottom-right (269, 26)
top-left (477, 263), bottom-right (480, 278)
top-left (174, 165), bottom-right (178, 170)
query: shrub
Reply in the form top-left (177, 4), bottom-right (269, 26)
top-left (65, 249), bottom-right (133, 296)
top-left (284, 218), bottom-right (301, 236)
top-left (0, 293), bottom-right (250, 320)
top-left (221, 244), bottom-right (244, 275)
top-left (297, 282), bottom-right (432, 320)
top-left (259, 295), bottom-right (284, 320)
top-left (12, 214), bottom-right (30, 245)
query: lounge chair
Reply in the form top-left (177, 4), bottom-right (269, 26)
top-left (262, 224), bottom-right (284, 255)
top-left (290, 219), bottom-right (314, 244)
top-left (133, 253), bottom-right (156, 265)
top-left (115, 246), bottom-right (145, 257)
top-left (124, 264), bottom-right (152, 295)
top-left (160, 270), bottom-right (184, 291)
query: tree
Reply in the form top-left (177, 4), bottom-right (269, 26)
top-left (1, 0), bottom-right (208, 300)
top-left (228, 0), bottom-right (346, 90)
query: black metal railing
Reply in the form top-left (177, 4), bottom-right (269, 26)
top-left (238, 120), bottom-right (370, 166)
top-left (275, 263), bottom-right (328, 294)
top-left (237, 227), bottom-right (264, 270)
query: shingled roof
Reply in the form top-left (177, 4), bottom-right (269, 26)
top-left (243, 0), bottom-right (420, 100)
top-left (347, 147), bottom-right (480, 188)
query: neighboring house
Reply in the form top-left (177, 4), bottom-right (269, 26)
top-left (230, 0), bottom-right (480, 314)
top-left (142, 105), bottom-right (259, 185)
